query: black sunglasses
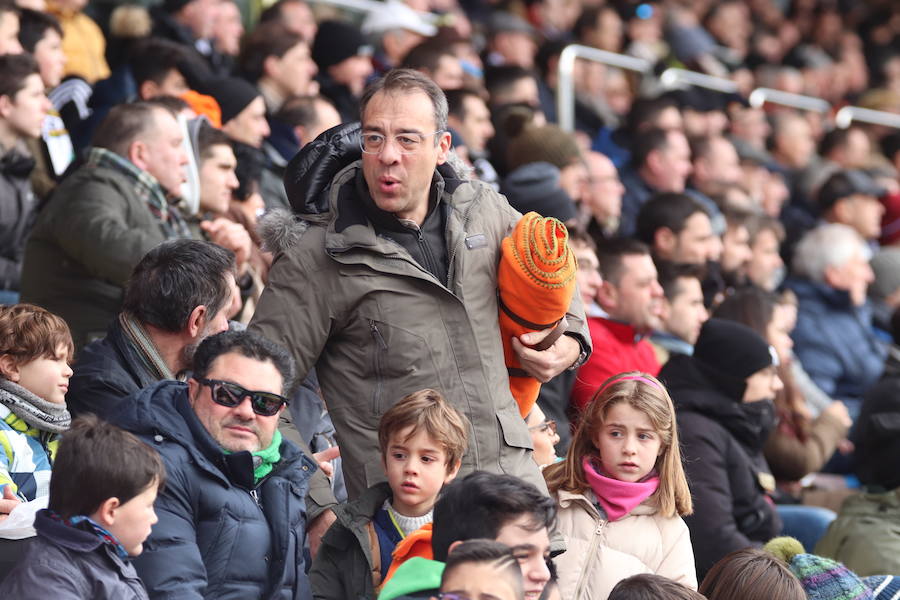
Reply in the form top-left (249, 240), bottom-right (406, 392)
top-left (198, 379), bottom-right (288, 417)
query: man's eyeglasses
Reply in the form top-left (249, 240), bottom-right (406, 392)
top-left (198, 379), bottom-right (288, 417)
top-left (527, 419), bottom-right (557, 436)
top-left (359, 131), bottom-right (443, 155)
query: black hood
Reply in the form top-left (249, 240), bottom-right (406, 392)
top-left (660, 354), bottom-right (772, 452)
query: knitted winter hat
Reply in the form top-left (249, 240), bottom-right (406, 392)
top-left (312, 20), bottom-right (373, 71)
top-left (506, 124), bottom-right (581, 172)
top-left (501, 161), bottom-right (577, 223)
top-left (202, 77), bottom-right (261, 125)
top-left (693, 318), bottom-right (776, 400)
top-left (765, 537), bottom-right (874, 600)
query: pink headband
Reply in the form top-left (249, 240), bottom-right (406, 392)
top-left (595, 374), bottom-right (662, 397)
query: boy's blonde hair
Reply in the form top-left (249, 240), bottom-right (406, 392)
top-left (544, 371), bottom-right (693, 518)
top-left (378, 389), bottom-right (470, 474)
top-left (0, 304), bottom-right (74, 374)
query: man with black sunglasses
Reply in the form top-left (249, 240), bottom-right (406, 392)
top-left (109, 330), bottom-right (317, 600)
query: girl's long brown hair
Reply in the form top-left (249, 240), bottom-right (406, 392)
top-left (544, 371), bottom-right (693, 517)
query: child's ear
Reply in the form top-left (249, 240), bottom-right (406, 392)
top-left (0, 355), bottom-right (20, 381)
top-left (443, 459), bottom-right (462, 484)
top-left (92, 497), bottom-right (122, 528)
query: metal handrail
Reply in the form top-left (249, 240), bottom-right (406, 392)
top-left (557, 44), bottom-right (651, 132)
top-left (835, 106), bottom-right (900, 130)
top-left (658, 68), bottom-right (738, 94)
top-left (748, 87), bottom-right (830, 113)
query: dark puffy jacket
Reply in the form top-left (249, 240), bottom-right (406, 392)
top-left (0, 147), bottom-right (37, 292)
top-left (0, 509), bottom-right (149, 599)
top-left (659, 354), bottom-right (782, 579)
top-left (67, 317), bottom-right (160, 419)
top-left (109, 380), bottom-right (316, 600)
top-left (785, 277), bottom-right (886, 404)
top-left (854, 347), bottom-right (900, 490)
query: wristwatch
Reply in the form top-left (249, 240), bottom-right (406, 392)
top-left (566, 335), bottom-right (589, 371)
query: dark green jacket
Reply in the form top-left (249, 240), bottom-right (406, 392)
top-left (310, 482), bottom-right (392, 600)
top-left (20, 163), bottom-right (171, 348)
top-left (816, 489), bottom-right (900, 576)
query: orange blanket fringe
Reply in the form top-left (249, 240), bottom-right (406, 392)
top-left (498, 212), bottom-right (577, 418)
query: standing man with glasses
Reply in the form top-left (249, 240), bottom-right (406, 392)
top-left (109, 330), bottom-right (317, 600)
top-left (251, 69), bottom-right (591, 516)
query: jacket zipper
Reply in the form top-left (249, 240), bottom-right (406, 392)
top-left (249, 488), bottom-right (261, 508)
top-left (414, 227), bottom-right (442, 285)
top-left (445, 196), bottom-right (478, 288)
top-left (369, 320), bottom-right (388, 414)
top-left (573, 521), bottom-right (604, 599)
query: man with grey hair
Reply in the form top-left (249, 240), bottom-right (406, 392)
top-left (250, 69), bottom-right (590, 516)
top-left (785, 223), bottom-right (886, 413)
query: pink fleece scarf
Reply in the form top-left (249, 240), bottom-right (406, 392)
top-left (582, 456), bottom-right (659, 522)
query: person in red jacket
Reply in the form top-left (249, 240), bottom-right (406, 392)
top-left (571, 239), bottom-right (663, 412)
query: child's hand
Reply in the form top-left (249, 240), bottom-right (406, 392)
top-left (0, 485), bottom-right (20, 520)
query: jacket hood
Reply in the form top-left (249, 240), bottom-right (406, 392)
top-left (660, 354), bottom-right (772, 452)
top-left (333, 481), bottom-right (392, 529)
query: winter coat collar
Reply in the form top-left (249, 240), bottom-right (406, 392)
top-left (556, 487), bottom-right (658, 519)
top-left (785, 277), bottom-right (857, 311)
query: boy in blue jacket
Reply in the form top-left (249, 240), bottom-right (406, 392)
top-left (0, 415), bottom-right (165, 598)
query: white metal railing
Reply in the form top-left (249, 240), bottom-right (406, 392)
top-left (835, 106), bottom-right (900, 130)
top-left (557, 44), bottom-right (651, 132)
top-left (748, 88), bottom-right (830, 113)
top-left (659, 68), bottom-right (738, 94)
top-left (555, 45), bottom-right (900, 132)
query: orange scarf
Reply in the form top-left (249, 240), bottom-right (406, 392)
top-left (498, 212), bottom-right (577, 417)
top-left (381, 523), bottom-right (433, 588)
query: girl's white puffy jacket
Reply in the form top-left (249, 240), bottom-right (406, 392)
top-left (552, 488), bottom-right (697, 600)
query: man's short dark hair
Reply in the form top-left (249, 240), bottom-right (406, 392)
top-left (484, 65), bottom-right (536, 107)
top-left (197, 120), bottom-right (233, 161)
top-left (192, 330), bottom-right (297, 395)
top-left (624, 96), bottom-right (680, 137)
top-left (609, 573), bottom-right (706, 600)
top-left (122, 240), bottom-right (236, 333)
top-left (0, 0), bottom-right (17, 18)
top-left (92, 102), bottom-right (171, 157)
top-left (630, 127), bottom-right (672, 169)
top-left (275, 95), bottom-right (332, 129)
top-left (17, 8), bottom-right (62, 53)
top-left (130, 37), bottom-right (192, 88)
top-left (442, 539), bottom-right (523, 595)
top-left (446, 88), bottom-right (484, 121)
top-left (596, 238), bottom-right (651, 285)
top-left (0, 53), bottom-right (38, 100)
top-left (259, 0), bottom-right (307, 24)
top-left (656, 260), bottom-right (705, 302)
top-left (401, 39), bottom-right (454, 74)
top-left (238, 21), bottom-right (305, 82)
top-left (636, 192), bottom-right (708, 246)
top-left (431, 471), bottom-right (556, 562)
top-left (360, 68), bottom-right (448, 133)
top-left (49, 415), bottom-right (167, 519)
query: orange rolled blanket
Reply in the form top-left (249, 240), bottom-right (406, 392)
top-left (498, 211), bottom-right (577, 418)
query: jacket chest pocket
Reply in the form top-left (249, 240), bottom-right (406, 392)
top-left (365, 318), bottom-right (435, 416)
